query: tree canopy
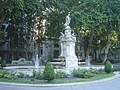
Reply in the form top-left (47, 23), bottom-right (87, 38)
top-left (1, 0), bottom-right (120, 63)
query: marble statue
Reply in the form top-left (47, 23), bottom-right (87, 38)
top-left (60, 13), bottom-right (78, 73)
top-left (64, 13), bottom-right (71, 27)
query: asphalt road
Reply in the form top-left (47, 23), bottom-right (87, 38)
top-left (0, 77), bottom-right (120, 90)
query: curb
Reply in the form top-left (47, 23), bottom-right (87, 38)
top-left (0, 73), bottom-right (120, 87)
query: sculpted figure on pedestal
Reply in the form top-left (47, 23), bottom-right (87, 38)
top-left (64, 13), bottom-right (71, 27)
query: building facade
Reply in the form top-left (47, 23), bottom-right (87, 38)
top-left (0, 38), bottom-right (60, 64)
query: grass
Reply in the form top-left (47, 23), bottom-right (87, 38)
top-left (0, 73), bottom-right (114, 84)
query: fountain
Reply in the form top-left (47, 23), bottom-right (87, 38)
top-left (60, 13), bottom-right (78, 73)
top-left (4, 13), bottom-right (104, 75)
top-left (35, 54), bottom-right (39, 69)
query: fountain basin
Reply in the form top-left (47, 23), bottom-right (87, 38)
top-left (4, 66), bottom-right (45, 75)
top-left (3, 65), bottom-right (104, 75)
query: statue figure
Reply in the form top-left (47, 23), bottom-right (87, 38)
top-left (65, 30), bottom-right (71, 38)
top-left (60, 32), bottom-right (64, 37)
top-left (64, 13), bottom-right (71, 27)
top-left (59, 32), bottom-right (64, 40)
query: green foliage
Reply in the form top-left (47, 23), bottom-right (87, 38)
top-left (16, 72), bottom-right (26, 78)
top-left (89, 68), bottom-right (106, 75)
top-left (0, 70), bottom-right (8, 78)
top-left (113, 66), bottom-right (120, 72)
top-left (0, 70), bottom-right (14, 80)
top-left (55, 71), bottom-right (67, 78)
top-left (1, 0), bottom-right (120, 63)
top-left (1, 60), bottom-right (6, 68)
top-left (43, 61), bottom-right (55, 82)
top-left (0, 31), bottom-right (5, 39)
top-left (16, 72), bottom-right (30, 78)
top-left (32, 70), bottom-right (43, 79)
top-left (104, 60), bottom-right (113, 73)
top-left (89, 69), bottom-right (100, 74)
top-left (73, 69), bottom-right (93, 78)
top-left (0, 59), bottom-right (2, 64)
top-left (73, 68), bottom-right (106, 78)
top-left (4, 73), bottom-right (14, 80)
top-left (97, 69), bottom-right (106, 74)
top-left (1, 0), bottom-right (44, 51)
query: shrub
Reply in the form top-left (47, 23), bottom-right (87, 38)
top-left (1, 60), bottom-right (6, 68)
top-left (97, 69), bottom-right (106, 74)
top-left (89, 69), bottom-right (105, 74)
top-left (16, 72), bottom-right (26, 78)
top-left (73, 69), bottom-right (93, 78)
top-left (4, 73), bottom-right (14, 80)
top-left (32, 70), bottom-right (43, 79)
top-left (32, 70), bottom-right (36, 78)
top-left (43, 61), bottom-right (55, 82)
top-left (0, 70), bottom-right (8, 78)
top-left (0, 70), bottom-right (15, 79)
top-left (113, 66), bottom-right (120, 71)
top-left (104, 60), bottom-right (113, 73)
top-left (89, 69), bottom-right (99, 74)
top-left (55, 71), bottom-right (67, 78)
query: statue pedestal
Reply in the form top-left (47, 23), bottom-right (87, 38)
top-left (65, 56), bottom-right (78, 69)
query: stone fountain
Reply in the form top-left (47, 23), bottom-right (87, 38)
top-left (60, 13), bottom-right (78, 72)
top-left (4, 13), bottom-right (104, 75)
top-left (35, 54), bottom-right (39, 69)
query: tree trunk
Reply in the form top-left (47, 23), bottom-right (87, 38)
top-left (25, 48), bottom-right (29, 60)
top-left (85, 30), bottom-right (94, 66)
top-left (81, 47), bottom-right (85, 60)
top-left (11, 50), bottom-right (14, 60)
top-left (103, 33), bottom-right (111, 63)
top-left (94, 49), bottom-right (97, 62)
top-left (85, 49), bottom-right (90, 66)
top-left (103, 42), bottom-right (111, 62)
top-left (38, 43), bottom-right (41, 58)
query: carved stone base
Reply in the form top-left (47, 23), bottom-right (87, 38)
top-left (65, 55), bottom-right (78, 69)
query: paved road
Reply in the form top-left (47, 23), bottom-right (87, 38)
top-left (0, 77), bottom-right (120, 90)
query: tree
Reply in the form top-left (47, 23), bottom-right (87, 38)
top-left (0, 0), bottom-right (11, 28)
top-left (97, 0), bottom-right (120, 62)
top-left (71, 0), bottom-right (105, 65)
top-left (1, 0), bottom-right (44, 60)
top-left (71, 0), bottom-right (120, 65)
top-left (1, 0), bottom-right (120, 64)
